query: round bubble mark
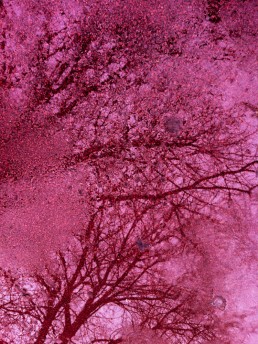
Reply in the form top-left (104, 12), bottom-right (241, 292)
top-left (211, 295), bottom-right (226, 310)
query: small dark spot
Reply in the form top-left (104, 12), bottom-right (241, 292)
top-left (83, 85), bottom-right (98, 96)
top-left (117, 253), bottom-right (122, 260)
top-left (136, 238), bottom-right (150, 252)
top-left (207, 0), bottom-right (221, 23)
top-left (22, 288), bottom-right (30, 297)
top-left (209, 15), bottom-right (221, 24)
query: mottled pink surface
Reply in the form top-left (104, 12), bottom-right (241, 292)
top-left (0, 0), bottom-right (257, 343)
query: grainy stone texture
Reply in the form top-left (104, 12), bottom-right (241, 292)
top-left (0, 0), bottom-right (257, 343)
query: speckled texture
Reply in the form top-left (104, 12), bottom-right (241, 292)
top-left (0, 0), bottom-right (257, 343)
